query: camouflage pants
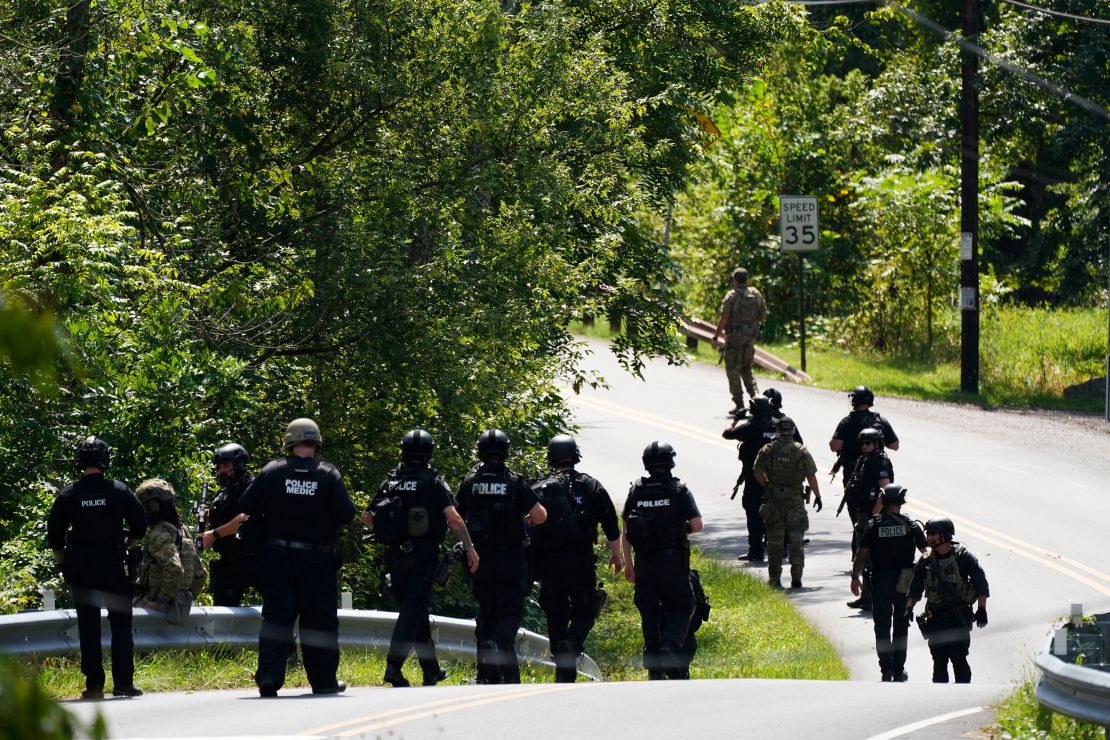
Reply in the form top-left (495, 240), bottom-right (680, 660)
top-left (724, 339), bottom-right (757, 406)
top-left (761, 495), bottom-right (808, 584)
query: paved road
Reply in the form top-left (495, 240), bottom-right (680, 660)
top-left (66, 338), bottom-right (1110, 738)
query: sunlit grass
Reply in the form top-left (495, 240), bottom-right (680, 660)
top-left (985, 677), bottom-right (1105, 739)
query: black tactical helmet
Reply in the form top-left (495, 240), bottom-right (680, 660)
top-left (924, 517), bottom-right (955, 541)
top-left (641, 441), bottom-right (676, 471)
top-left (476, 429), bottom-right (510, 459)
top-left (849, 386), bottom-right (875, 407)
top-left (857, 427), bottom-right (884, 447)
top-left (775, 417), bottom-right (796, 436)
top-left (401, 429), bottom-right (435, 460)
top-left (748, 396), bottom-right (774, 418)
top-left (547, 434), bottom-right (581, 465)
top-left (881, 483), bottom-right (908, 506)
top-left (762, 388), bottom-right (783, 410)
top-left (212, 443), bottom-right (250, 474)
top-left (76, 436), bottom-right (111, 470)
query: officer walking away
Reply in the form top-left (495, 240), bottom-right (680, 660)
top-left (711, 267), bottom-right (768, 416)
top-left (851, 484), bottom-right (926, 681)
top-left (829, 385), bottom-right (898, 482)
top-left (363, 429), bottom-right (479, 688)
top-left (46, 437), bottom-right (147, 699)
top-left (843, 427), bottom-right (894, 610)
top-left (722, 396), bottom-right (778, 563)
top-left (753, 418), bottom-right (822, 589)
top-left (198, 443), bottom-right (256, 606)
top-left (455, 429), bottom-right (547, 684)
top-left (239, 418), bottom-right (356, 697)
top-left (621, 442), bottom-right (703, 680)
top-left (530, 434), bottom-right (623, 683)
top-left (133, 479), bottom-right (207, 624)
top-left (907, 518), bottom-right (989, 684)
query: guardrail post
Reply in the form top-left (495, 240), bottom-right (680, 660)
top-left (42, 589), bottom-right (55, 611)
top-left (341, 592), bottom-right (353, 610)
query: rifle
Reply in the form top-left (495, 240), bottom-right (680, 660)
top-left (835, 493), bottom-right (848, 517)
top-left (829, 456), bottom-right (843, 483)
top-left (192, 481), bottom-right (210, 551)
top-left (729, 470), bottom-right (747, 500)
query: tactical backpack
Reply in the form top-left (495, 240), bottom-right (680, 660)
top-left (463, 470), bottom-right (526, 549)
top-left (625, 478), bottom-right (686, 552)
top-left (529, 472), bottom-right (590, 549)
top-left (370, 468), bottom-right (444, 546)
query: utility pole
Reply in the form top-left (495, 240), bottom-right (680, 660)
top-left (959, 0), bottom-right (982, 395)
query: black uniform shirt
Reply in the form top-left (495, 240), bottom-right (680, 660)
top-left (621, 473), bottom-right (701, 524)
top-left (47, 473), bottom-right (146, 552)
top-left (860, 512), bottom-right (926, 571)
top-left (565, 470), bottom-right (621, 543)
top-left (211, 473), bottom-right (255, 554)
top-left (908, 544), bottom-right (991, 603)
top-left (833, 410), bottom-right (898, 472)
top-left (239, 456), bottom-right (356, 546)
top-left (847, 451), bottom-right (894, 509)
top-left (723, 415), bottom-right (778, 473)
top-left (456, 462), bottom-right (538, 549)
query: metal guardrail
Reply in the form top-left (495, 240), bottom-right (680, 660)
top-left (1035, 618), bottom-right (1110, 731)
top-left (0, 607), bottom-right (602, 682)
top-left (681, 317), bottom-right (813, 384)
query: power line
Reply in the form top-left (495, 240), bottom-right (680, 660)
top-left (998, 0), bottom-right (1110, 26)
top-left (883, 0), bottom-right (1110, 122)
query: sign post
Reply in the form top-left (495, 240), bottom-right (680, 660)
top-left (780, 196), bottom-right (819, 372)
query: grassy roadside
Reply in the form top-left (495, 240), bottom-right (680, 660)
top-left (19, 549), bottom-right (846, 699)
top-left (572, 312), bottom-right (1107, 412)
top-left (985, 679), bottom-right (1104, 739)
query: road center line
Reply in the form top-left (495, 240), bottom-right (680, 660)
top-left (301, 687), bottom-right (527, 734)
top-left (572, 391), bottom-right (1110, 597)
top-left (332, 684), bottom-right (579, 736)
top-left (862, 706), bottom-right (984, 740)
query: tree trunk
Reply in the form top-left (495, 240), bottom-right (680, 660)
top-left (49, 0), bottom-right (93, 172)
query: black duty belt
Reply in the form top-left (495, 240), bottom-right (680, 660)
top-left (266, 537), bottom-right (336, 554)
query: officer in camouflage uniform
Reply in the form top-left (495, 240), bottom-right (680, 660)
top-left (851, 484), bottom-right (926, 681)
top-left (712, 267), bottom-right (768, 415)
top-left (722, 396), bottom-right (778, 562)
top-left (907, 518), bottom-right (989, 683)
top-left (752, 418), bottom-right (822, 589)
top-left (46, 436), bottom-right (147, 700)
top-left (133, 479), bottom-right (207, 618)
top-left (199, 443), bottom-right (256, 606)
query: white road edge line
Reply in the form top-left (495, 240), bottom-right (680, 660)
top-left (862, 706), bottom-right (985, 740)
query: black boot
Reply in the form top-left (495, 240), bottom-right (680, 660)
top-left (383, 663), bottom-right (410, 688)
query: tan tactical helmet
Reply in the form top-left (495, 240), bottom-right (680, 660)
top-left (284, 418), bottom-right (323, 451)
top-left (136, 478), bottom-right (175, 517)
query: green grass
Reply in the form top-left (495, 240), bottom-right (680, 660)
top-left (20, 550), bottom-right (846, 698)
top-left (985, 679), bottom-right (1105, 739)
top-left (572, 306), bottom-right (1108, 411)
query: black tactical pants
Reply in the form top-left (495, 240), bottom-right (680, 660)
top-left (927, 613), bottom-right (973, 683)
top-left (851, 506), bottom-right (873, 605)
top-left (210, 553), bottom-right (257, 606)
top-left (536, 545), bottom-right (597, 683)
top-left (633, 547), bottom-right (694, 678)
top-left (255, 543), bottom-right (341, 692)
top-left (471, 548), bottom-right (528, 684)
top-left (385, 542), bottom-right (441, 678)
top-left (68, 552), bottom-right (134, 692)
top-left (741, 483), bottom-right (765, 560)
top-left (869, 570), bottom-right (908, 679)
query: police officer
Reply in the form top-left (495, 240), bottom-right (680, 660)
top-left (362, 429), bottom-right (479, 688)
top-left (711, 267), bottom-right (768, 415)
top-left (530, 434), bottom-right (623, 683)
top-left (851, 484), bottom-right (926, 681)
top-left (239, 418), bottom-right (356, 697)
top-left (722, 396), bottom-right (777, 563)
top-left (907, 518), bottom-right (989, 684)
top-left (198, 443), bottom-right (255, 606)
top-left (133, 479), bottom-right (207, 619)
top-left (753, 418), bottom-right (822, 590)
top-left (843, 427), bottom-right (894, 609)
top-left (829, 386), bottom-right (898, 482)
top-left (455, 429), bottom-right (547, 684)
top-left (46, 437), bottom-right (147, 700)
top-left (621, 442), bottom-right (703, 680)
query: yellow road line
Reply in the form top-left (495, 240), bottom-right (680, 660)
top-left (301, 688), bottom-right (526, 734)
top-left (573, 390), bottom-right (1110, 597)
top-left (332, 684), bottom-right (579, 736)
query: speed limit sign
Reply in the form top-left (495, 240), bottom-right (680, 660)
top-left (780, 196), bottom-right (819, 252)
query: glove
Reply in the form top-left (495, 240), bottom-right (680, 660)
top-left (812, 497), bottom-right (823, 512)
top-left (975, 605), bottom-right (988, 629)
top-left (905, 608), bottom-right (914, 627)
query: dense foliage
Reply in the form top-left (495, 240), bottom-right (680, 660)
top-left (0, 0), bottom-right (802, 610)
top-left (673, 0), bottom-right (1108, 359)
